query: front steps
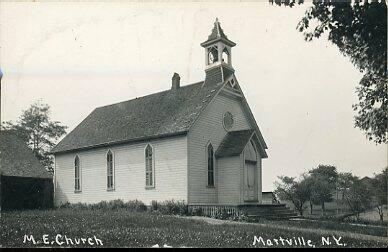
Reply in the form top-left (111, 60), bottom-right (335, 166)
top-left (238, 203), bottom-right (299, 220)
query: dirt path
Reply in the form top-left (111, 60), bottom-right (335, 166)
top-left (184, 216), bottom-right (388, 244)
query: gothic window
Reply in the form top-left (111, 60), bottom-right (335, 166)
top-left (145, 144), bottom-right (154, 187)
top-left (245, 140), bottom-right (257, 163)
top-left (207, 143), bottom-right (215, 187)
top-left (107, 150), bottom-right (114, 190)
top-left (74, 155), bottom-right (81, 192)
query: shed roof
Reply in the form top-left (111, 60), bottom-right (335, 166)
top-left (0, 131), bottom-right (52, 179)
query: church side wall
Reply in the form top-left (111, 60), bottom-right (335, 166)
top-left (54, 135), bottom-right (188, 206)
top-left (187, 91), bottom-right (251, 205)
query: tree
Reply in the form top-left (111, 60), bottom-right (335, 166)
top-left (308, 165), bottom-right (338, 215)
top-left (371, 167), bottom-right (388, 223)
top-left (270, 0), bottom-right (387, 144)
top-left (2, 101), bottom-right (67, 173)
top-left (337, 172), bottom-right (373, 220)
top-left (275, 175), bottom-right (310, 216)
top-left (302, 174), bottom-right (318, 215)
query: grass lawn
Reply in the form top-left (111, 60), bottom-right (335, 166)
top-left (263, 219), bottom-right (388, 238)
top-left (1, 209), bottom-right (387, 248)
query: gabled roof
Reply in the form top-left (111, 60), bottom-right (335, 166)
top-left (51, 78), bottom-right (225, 154)
top-left (0, 131), bottom-right (52, 179)
top-left (215, 129), bottom-right (254, 158)
top-left (200, 18), bottom-right (236, 47)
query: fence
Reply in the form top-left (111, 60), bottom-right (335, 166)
top-left (188, 204), bottom-right (244, 217)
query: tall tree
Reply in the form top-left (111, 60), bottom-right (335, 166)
top-left (2, 101), bottom-right (67, 173)
top-left (270, 0), bottom-right (387, 144)
top-left (371, 167), bottom-right (388, 222)
top-left (275, 175), bottom-right (310, 216)
top-left (308, 165), bottom-right (338, 214)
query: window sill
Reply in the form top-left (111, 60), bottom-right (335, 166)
top-left (206, 186), bottom-right (215, 189)
top-left (145, 186), bottom-right (155, 190)
top-left (107, 188), bottom-right (115, 192)
top-left (74, 190), bottom-right (82, 194)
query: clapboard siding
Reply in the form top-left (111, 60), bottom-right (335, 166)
top-left (257, 156), bottom-right (263, 202)
top-left (217, 156), bottom-right (241, 204)
top-left (187, 90), bottom-right (252, 204)
top-left (54, 136), bottom-right (187, 206)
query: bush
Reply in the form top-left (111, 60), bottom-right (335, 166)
top-left (213, 208), bottom-right (235, 220)
top-left (58, 199), bottom-right (147, 212)
top-left (125, 200), bottom-right (147, 212)
top-left (191, 207), bottom-right (204, 217)
top-left (150, 200), bottom-right (159, 211)
top-left (158, 200), bottom-right (188, 216)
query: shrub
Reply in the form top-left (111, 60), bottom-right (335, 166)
top-left (125, 200), bottom-right (147, 212)
top-left (150, 200), bottom-right (159, 211)
top-left (191, 207), bottom-right (204, 217)
top-left (158, 200), bottom-right (188, 216)
top-left (58, 199), bottom-right (147, 212)
top-left (213, 208), bottom-right (234, 220)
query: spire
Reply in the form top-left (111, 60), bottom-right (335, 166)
top-left (200, 18), bottom-right (236, 48)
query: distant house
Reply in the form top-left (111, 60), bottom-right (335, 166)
top-left (51, 19), bottom-right (269, 210)
top-left (0, 131), bottom-right (53, 210)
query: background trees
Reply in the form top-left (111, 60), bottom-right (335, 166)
top-left (371, 168), bottom-right (388, 222)
top-left (337, 172), bottom-right (373, 220)
top-left (275, 164), bottom-right (385, 220)
top-left (2, 101), bottom-right (67, 173)
top-left (270, 0), bottom-right (387, 144)
top-left (308, 165), bottom-right (338, 214)
top-left (274, 176), bottom-right (310, 216)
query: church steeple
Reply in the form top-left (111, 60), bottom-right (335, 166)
top-left (201, 18), bottom-right (236, 71)
top-left (201, 18), bottom-right (236, 84)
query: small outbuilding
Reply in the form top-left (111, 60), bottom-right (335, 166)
top-left (0, 131), bottom-right (53, 210)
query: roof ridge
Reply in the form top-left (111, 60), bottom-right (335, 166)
top-left (96, 80), bottom-right (204, 110)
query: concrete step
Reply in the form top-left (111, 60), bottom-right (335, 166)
top-left (238, 203), bottom-right (298, 220)
top-left (248, 213), bottom-right (299, 218)
top-left (245, 208), bottom-right (293, 213)
top-left (245, 209), bottom-right (295, 215)
top-left (248, 214), bottom-right (298, 221)
top-left (248, 215), bottom-right (299, 221)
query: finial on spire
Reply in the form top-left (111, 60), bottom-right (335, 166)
top-left (200, 18), bottom-right (236, 48)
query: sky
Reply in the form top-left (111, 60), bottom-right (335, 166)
top-left (0, 2), bottom-right (386, 191)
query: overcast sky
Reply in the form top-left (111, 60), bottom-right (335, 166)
top-left (1, 2), bottom-right (386, 191)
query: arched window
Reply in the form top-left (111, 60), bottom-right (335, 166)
top-left (208, 46), bottom-right (218, 64)
top-left (222, 47), bottom-right (229, 64)
top-left (107, 150), bottom-right (114, 190)
top-left (74, 155), bottom-right (81, 192)
top-left (245, 140), bottom-right (257, 188)
top-left (207, 143), bottom-right (215, 187)
top-left (145, 144), bottom-right (154, 187)
top-left (245, 140), bottom-right (257, 162)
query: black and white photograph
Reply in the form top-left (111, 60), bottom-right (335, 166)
top-left (0, 0), bottom-right (387, 248)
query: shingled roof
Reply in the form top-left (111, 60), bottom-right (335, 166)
top-left (215, 129), bottom-right (255, 158)
top-left (0, 131), bottom-right (52, 179)
top-left (51, 75), bottom-right (228, 154)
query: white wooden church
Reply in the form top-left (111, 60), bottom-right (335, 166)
top-left (52, 19), bottom-right (270, 211)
